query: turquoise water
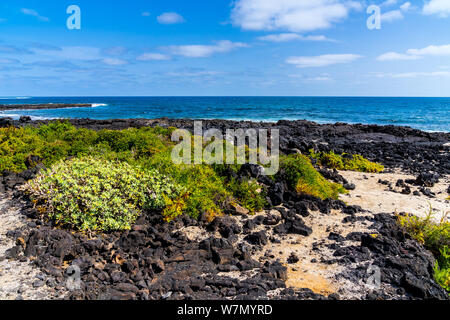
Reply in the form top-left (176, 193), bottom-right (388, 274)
top-left (0, 96), bottom-right (449, 132)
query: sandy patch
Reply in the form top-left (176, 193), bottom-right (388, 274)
top-left (252, 208), bottom-right (376, 298)
top-left (339, 171), bottom-right (450, 222)
top-left (0, 195), bottom-right (66, 300)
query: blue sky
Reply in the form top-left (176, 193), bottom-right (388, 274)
top-left (0, 0), bottom-right (450, 96)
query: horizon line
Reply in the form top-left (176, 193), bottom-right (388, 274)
top-left (2, 95), bottom-right (450, 98)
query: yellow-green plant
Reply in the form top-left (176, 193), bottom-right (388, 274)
top-left (279, 154), bottom-right (347, 200)
top-left (397, 208), bottom-right (450, 293)
top-left (310, 150), bottom-right (384, 173)
top-left (434, 246), bottom-right (450, 292)
top-left (25, 157), bottom-right (184, 232)
top-left (0, 121), bottom-right (176, 172)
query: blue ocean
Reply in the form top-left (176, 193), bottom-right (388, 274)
top-left (0, 96), bottom-right (449, 132)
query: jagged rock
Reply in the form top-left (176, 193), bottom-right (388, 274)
top-left (344, 183), bottom-right (356, 190)
top-left (287, 253), bottom-right (299, 264)
top-left (244, 231), bottom-right (268, 246)
top-left (415, 172), bottom-right (439, 187)
top-left (328, 232), bottom-right (345, 242)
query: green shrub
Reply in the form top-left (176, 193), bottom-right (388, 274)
top-left (279, 154), bottom-right (347, 200)
top-left (434, 246), bottom-right (450, 292)
top-left (0, 122), bottom-right (176, 173)
top-left (25, 157), bottom-right (183, 232)
top-left (141, 148), bottom-right (266, 219)
top-left (228, 178), bottom-right (267, 213)
top-left (398, 209), bottom-right (450, 293)
top-left (310, 150), bottom-right (384, 173)
top-left (0, 126), bottom-right (44, 172)
top-left (1, 121), bottom-right (281, 222)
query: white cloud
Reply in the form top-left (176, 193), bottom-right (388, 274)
top-left (382, 0), bottom-right (398, 7)
top-left (400, 2), bottom-right (412, 11)
top-left (142, 12), bottom-right (151, 17)
top-left (165, 70), bottom-right (222, 77)
top-left (407, 44), bottom-right (450, 56)
top-left (423, 0), bottom-right (450, 17)
top-left (381, 2), bottom-right (412, 23)
top-left (306, 76), bottom-right (333, 81)
top-left (102, 58), bottom-right (128, 66)
top-left (377, 52), bottom-right (420, 61)
top-left (31, 46), bottom-right (102, 61)
top-left (231, 0), bottom-right (360, 32)
top-left (157, 12), bottom-right (185, 24)
top-left (289, 73), bottom-right (333, 81)
top-left (102, 46), bottom-right (128, 56)
top-left (257, 33), bottom-right (331, 42)
top-left (286, 54), bottom-right (362, 68)
top-left (375, 71), bottom-right (450, 78)
top-left (137, 53), bottom-right (171, 61)
top-left (168, 40), bottom-right (248, 58)
top-left (381, 10), bottom-right (404, 22)
top-left (21, 8), bottom-right (49, 22)
top-left (378, 44), bottom-right (450, 61)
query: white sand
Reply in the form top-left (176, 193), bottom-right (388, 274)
top-left (339, 170), bottom-right (450, 222)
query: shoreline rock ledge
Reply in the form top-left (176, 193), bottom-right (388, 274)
top-left (0, 104), bottom-right (92, 111)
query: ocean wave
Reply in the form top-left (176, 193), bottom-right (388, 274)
top-left (0, 113), bottom-right (58, 120)
top-left (91, 103), bottom-right (108, 107)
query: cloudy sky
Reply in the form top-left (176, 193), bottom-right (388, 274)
top-left (0, 0), bottom-right (450, 96)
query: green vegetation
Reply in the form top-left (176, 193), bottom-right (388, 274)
top-left (228, 178), bottom-right (267, 213)
top-left (397, 209), bottom-right (450, 293)
top-left (279, 154), bottom-right (347, 200)
top-left (25, 157), bottom-right (183, 232)
top-left (1, 122), bottom-right (267, 226)
top-left (0, 122), bottom-right (175, 172)
top-left (1, 121), bottom-right (357, 231)
top-left (310, 150), bottom-right (384, 173)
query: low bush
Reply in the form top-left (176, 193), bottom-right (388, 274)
top-left (25, 157), bottom-right (184, 232)
top-left (4, 121), bottom-right (344, 224)
top-left (310, 150), bottom-right (384, 173)
top-left (227, 178), bottom-right (267, 213)
top-left (141, 142), bottom-right (266, 219)
top-left (397, 209), bottom-right (450, 293)
top-left (279, 154), bottom-right (347, 200)
top-left (0, 121), bottom-right (175, 173)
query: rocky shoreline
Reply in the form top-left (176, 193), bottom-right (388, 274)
top-left (0, 103), bottom-right (92, 111)
top-left (2, 117), bottom-right (449, 175)
top-left (0, 118), bottom-right (449, 300)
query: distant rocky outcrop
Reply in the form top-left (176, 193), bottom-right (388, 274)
top-left (0, 103), bottom-right (92, 111)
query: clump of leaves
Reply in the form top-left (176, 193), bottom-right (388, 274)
top-left (434, 246), bottom-right (450, 292)
top-left (279, 154), bottom-right (347, 200)
top-left (310, 150), bottom-right (384, 173)
top-left (25, 157), bottom-right (183, 232)
top-left (162, 192), bottom-right (189, 222)
top-left (141, 149), bottom-right (267, 219)
top-left (0, 121), bottom-right (176, 173)
top-left (397, 208), bottom-right (450, 293)
top-left (227, 178), bottom-right (267, 213)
